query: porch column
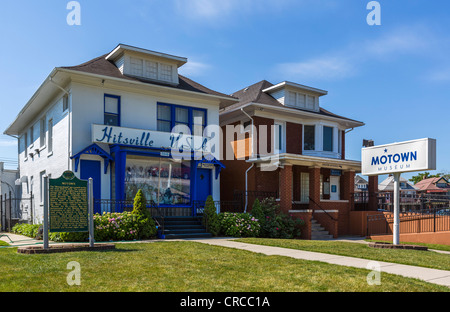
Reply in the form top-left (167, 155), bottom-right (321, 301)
top-left (279, 164), bottom-right (293, 214)
top-left (342, 170), bottom-right (355, 212)
top-left (308, 166), bottom-right (321, 210)
top-left (368, 176), bottom-right (379, 211)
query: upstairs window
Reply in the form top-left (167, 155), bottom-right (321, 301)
top-left (323, 126), bottom-right (333, 152)
top-left (104, 94), bottom-right (121, 127)
top-left (157, 103), bottom-right (207, 135)
top-left (304, 125), bottom-right (315, 151)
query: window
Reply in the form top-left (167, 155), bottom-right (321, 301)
top-left (157, 104), bottom-right (172, 132)
top-left (130, 57), bottom-right (143, 76)
top-left (304, 125), bottom-right (315, 151)
top-left (300, 172), bottom-right (310, 203)
top-left (159, 64), bottom-right (173, 82)
top-left (124, 155), bottom-right (191, 205)
top-left (193, 109), bottom-right (206, 136)
top-left (157, 103), bottom-right (207, 135)
top-left (63, 94), bottom-right (69, 112)
top-left (307, 95), bottom-right (315, 110)
top-left (274, 122), bottom-right (284, 153)
top-left (40, 118), bottom-right (46, 148)
top-left (338, 129), bottom-right (342, 154)
top-left (48, 119), bottom-right (53, 153)
top-left (23, 133), bottom-right (28, 158)
top-left (29, 125), bottom-right (34, 146)
top-left (104, 95), bottom-right (120, 127)
top-left (145, 60), bottom-right (158, 79)
top-left (323, 126), bottom-right (333, 152)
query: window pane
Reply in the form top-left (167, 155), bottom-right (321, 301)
top-left (307, 95), bottom-right (315, 109)
top-left (323, 126), bottom-right (333, 152)
top-left (304, 125), bottom-right (315, 151)
top-left (300, 172), bottom-right (309, 203)
top-left (157, 120), bottom-right (171, 133)
top-left (130, 57), bottom-right (143, 76)
top-left (158, 105), bottom-right (171, 121)
top-left (105, 113), bottom-right (119, 126)
top-left (105, 96), bottom-right (119, 114)
top-left (193, 110), bottom-right (205, 125)
top-left (145, 60), bottom-right (158, 79)
top-left (160, 64), bottom-right (173, 82)
top-left (175, 107), bottom-right (189, 123)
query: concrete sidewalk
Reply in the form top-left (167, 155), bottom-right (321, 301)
top-left (191, 238), bottom-right (450, 288)
top-left (0, 233), bottom-right (43, 247)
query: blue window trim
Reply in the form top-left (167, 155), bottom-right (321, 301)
top-left (104, 94), bottom-right (121, 127)
top-left (157, 102), bottom-right (207, 134)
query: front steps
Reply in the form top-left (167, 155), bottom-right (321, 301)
top-left (311, 218), bottom-right (333, 240)
top-left (161, 216), bottom-right (212, 239)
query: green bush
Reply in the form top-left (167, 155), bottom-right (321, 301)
top-left (202, 195), bottom-right (220, 236)
top-left (254, 198), bottom-right (305, 239)
top-left (12, 223), bottom-right (41, 238)
top-left (218, 212), bottom-right (260, 237)
top-left (132, 189), bottom-right (147, 216)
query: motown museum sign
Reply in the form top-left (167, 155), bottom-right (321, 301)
top-left (362, 138), bottom-right (436, 245)
top-left (362, 138), bottom-right (436, 176)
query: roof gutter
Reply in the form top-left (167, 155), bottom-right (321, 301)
top-left (222, 102), bottom-right (365, 128)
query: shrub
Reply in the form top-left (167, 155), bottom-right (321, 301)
top-left (255, 198), bottom-right (304, 239)
top-left (132, 189), bottom-right (147, 216)
top-left (218, 212), bottom-right (260, 237)
top-left (131, 189), bottom-right (157, 239)
top-left (12, 223), bottom-right (41, 238)
top-left (202, 195), bottom-right (220, 236)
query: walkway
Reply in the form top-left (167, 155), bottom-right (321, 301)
top-left (191, 238), bottom-right (450, 288)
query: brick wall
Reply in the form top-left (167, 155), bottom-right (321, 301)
top-left (286, 122), bottom-right (302, 154)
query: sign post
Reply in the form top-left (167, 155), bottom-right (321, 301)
top-left (88, 178), bottom-right (94, 248)
top-left (362, 138), bottom-right (436, 245)
top-left (43, 175), bottom-right (49, 250)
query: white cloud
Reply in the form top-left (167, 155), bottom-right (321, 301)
top-left (278, 56), bottom-right (355, 80)
top-left (178, 60), bottom-right (212, 77)
top-left (174, 0), bottom-right (296, 20)
top-left (277, 25), bottom-right (436, 81)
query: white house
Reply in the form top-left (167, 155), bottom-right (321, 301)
top-left (4, 44), bottom-right (237, 223)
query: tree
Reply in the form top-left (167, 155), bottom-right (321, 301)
top-left (409, 172), bottom-right (441, 185)
top-left (202, 196), bottom-right (220, 236)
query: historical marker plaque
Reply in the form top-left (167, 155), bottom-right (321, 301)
top-left (49, 171), bottom-right (88, 233)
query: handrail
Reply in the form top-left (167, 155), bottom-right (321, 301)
top-left (308, 196), bottom-right (338, 221)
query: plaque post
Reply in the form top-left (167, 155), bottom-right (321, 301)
top-left (88, 178), bottom-right (94, 248)
top-left (43, 175), bottom-right (49, 250)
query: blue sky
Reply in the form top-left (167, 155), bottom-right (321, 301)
top-left (0, 0), bottom-right (449, 182)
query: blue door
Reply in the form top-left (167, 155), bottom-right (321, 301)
top-left (80, 160), bottom-right (102, 214)
top-left (196, 168), bottom-right (212, 203)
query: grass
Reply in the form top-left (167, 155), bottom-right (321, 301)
top-left (0, 241), bottom-right (448, 292)
top-left (235, 238), bottom-right (450, 271)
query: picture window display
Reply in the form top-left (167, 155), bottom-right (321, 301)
top-left (125, 155), bottom-right (191, 205)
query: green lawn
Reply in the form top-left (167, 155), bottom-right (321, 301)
top-left (236, 238), bottom-right (450, 271)
top-left (0, 241), bottom-right (448, 292)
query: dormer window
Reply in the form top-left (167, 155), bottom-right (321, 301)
top-left (262, 81), bottom-right (326, 113)
top-left (105, 44), bottom-right (187, 86)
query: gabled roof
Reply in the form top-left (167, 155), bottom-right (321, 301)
top-left (61, 54), bottom-right (236, 103)
top-left (378, 175), bottom-right (416, 191)
top-left (414, 177), bottom-right (449, 192)
top-left (226, 80), bottom-right (364, 125)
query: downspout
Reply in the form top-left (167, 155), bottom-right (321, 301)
top-left (241, 108), bottom-right (254, 213)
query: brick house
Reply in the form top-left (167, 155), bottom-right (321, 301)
top-left (220, 80), bottom-right (372, 239)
